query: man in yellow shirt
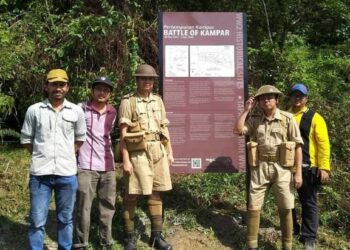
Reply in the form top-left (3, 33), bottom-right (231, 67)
top-left (289, 83), bottom-right (331, 250)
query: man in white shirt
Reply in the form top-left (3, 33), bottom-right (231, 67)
top-left (21, 69), bottom-right (86, 250)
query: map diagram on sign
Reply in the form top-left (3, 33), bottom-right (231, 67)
top-left (190, 45), bottom-right (235, 77)
top-left (165, 45), bottom-right (189, 77)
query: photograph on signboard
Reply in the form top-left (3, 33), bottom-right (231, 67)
top-left (190, 45), bottom-right (235, 77)
top-left (165, 45), bottom-right (189, 77)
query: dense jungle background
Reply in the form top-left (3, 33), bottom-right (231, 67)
top-left (0, 0), bottom-right (349, 249)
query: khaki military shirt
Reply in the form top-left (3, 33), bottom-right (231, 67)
top-left (118, 92), bottom-right (170, 137)
top-left (238, 108), bottom-right (303, 153)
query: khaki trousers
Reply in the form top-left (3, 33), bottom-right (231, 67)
top-left (248, 162), bottom-right (294, 210)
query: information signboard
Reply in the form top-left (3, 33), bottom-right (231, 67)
top-left (159, 12), bottom-right (247, 173)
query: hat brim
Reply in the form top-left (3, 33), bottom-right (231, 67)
top-left (47, 77), bottom-right (68, 83)
top-left (92, 81), bottom-right (113, 88)
top-left (290, 90), bottom-right (308, 96)
top-left (254, 92), bottom-right (283, 98)
top-left (134, 74), bottom-right (159, 77)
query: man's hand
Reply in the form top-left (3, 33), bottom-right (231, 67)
top-left (294, 174), bottom-right (303, 189)
top-left (168, 152), bottom-right (174, 166)
top-left (123, 161), bottom-right (134, 176)
top-left (317, 169), bottom-right (330, 184)
top-left (244, 97), bottom-right (256, 112)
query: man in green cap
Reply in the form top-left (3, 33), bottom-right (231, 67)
top-left (118, 64), bottom-right (174, 250)
top-left (235, 85), bottom-right (303, 250)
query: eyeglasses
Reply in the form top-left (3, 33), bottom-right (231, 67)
top-left (94, 87), bottom-right (111, 93)
top-left (258, 94), bottom-right (276, 100)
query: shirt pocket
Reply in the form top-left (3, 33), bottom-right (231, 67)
top-left (62, 111), bottom-right (78, 136)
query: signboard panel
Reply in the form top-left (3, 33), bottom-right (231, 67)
top-left (159, 12), bottom-right (247, 173)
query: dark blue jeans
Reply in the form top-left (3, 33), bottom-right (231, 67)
top-left (295, 167), bottom-right (319, 242)
top-left (28, 175), bottom-right (78, 250)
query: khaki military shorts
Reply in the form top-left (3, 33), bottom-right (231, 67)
top-left (248, 162), bottom-right (294, 210)
top-left (127, 141), bottom-right (172, 195)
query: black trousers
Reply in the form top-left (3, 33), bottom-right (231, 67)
top-left (293, 167), bottom-right (319, 242)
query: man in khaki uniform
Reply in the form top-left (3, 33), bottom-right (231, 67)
top-left (235, 85), bottom-right (303, 250)
top-left (119, 64), bottom-right (174, 250)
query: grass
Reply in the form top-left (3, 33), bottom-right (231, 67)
top-left (0, 144), bottom-right (349, 249)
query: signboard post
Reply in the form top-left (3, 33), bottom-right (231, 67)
top-left (159, 12), bottom-right (247, 173)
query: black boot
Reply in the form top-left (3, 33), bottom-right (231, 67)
top-left (149, 232), bottom-right (172, 250)
top-left (123, 233), bottom-right (136, 250)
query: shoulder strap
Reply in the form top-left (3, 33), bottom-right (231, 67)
top-left (281, 114), bottom-right (287, 127)
top-left (299, 109), bottom-right (315, 164)
top-left (300, 109), bottom-right (315, 135)
top-left (129, 95), bottom-right (137, 122)
top-left (280, 112), bottom-right (289, 142)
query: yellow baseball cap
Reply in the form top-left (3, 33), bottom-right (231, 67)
top-left (46, 69), bottom-right (68, 83)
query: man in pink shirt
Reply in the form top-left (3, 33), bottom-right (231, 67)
top-left (73, 77), bottom-right (117, 250)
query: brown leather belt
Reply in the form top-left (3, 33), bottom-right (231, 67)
top-left (144, 133), bottom-right (160, 141)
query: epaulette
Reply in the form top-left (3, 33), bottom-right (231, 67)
top-left (280, 110), bottom-right (293, 119)
top-left (122, 92), bottom-right (137, 99)
top-left (279, 110), bottom-right (293, 128)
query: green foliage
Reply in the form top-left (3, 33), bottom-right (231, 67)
top-left (0, 129), bottom-right (20, 140)
top-left (272, 34), bottom-right (350, 163)
top-left (0, 93), bottom-right (14, 115)
top-left (168, 173), bottom-right (246, 210)
top-left (0, 93), bottom-right (19, 141)
top-left (0, 146), bottom-right (30, 220)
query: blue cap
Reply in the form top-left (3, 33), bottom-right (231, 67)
top-left (92, 76), bottom-right (113, 89)
top-left (290, 83), bottom-right (308, 95)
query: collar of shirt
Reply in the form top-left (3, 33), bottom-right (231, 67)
top-left (135, 92), bottom-right (157, 103)
top-left (261, 108), bottom-right (283, 122)
top-left (290, 106), bottom-right (308, 116)
top-left (40, 98), bottom-right (73, 110)
top-left (84, 100), bottom-right (112, 114)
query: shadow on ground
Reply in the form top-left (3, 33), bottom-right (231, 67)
top-left (162, 179), bottom-right (279, 250)
top-left (0, 215), bottom-right (27, 250)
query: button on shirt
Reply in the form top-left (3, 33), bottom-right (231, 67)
top-left (21, 99), bottom-right (86, 176)
top-left (77, 102), bottom-right (116, 172)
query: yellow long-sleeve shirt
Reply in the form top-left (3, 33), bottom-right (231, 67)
top-left (292, 106), bottom-right (331, 171)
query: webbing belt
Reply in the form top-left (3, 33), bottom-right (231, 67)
top-left (259, 154), bottom-right (278, 162)
top-left (144, 133), bottom-right (160, 141)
